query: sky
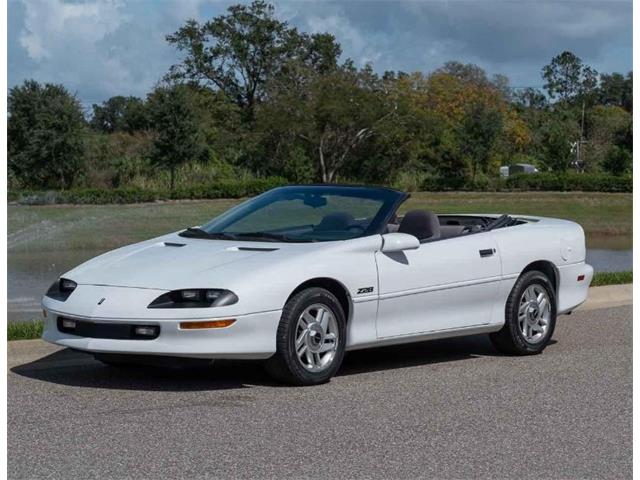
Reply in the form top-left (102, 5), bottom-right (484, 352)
top-left (7, 0), bottom-right (633, 111)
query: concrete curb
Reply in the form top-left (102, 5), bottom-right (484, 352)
top-left (577, 284), bottom-right (633, 312)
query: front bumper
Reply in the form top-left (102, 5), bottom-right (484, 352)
top-left (42, 309), bottom-right (281, 360)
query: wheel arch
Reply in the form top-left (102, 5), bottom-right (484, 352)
top-left (287, 277), bottom-right (352, 323)
top-left (521, 260), bottom-right (559, 293)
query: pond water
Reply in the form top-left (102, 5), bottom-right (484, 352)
top-left (586, 249), bottom-right (632, 273)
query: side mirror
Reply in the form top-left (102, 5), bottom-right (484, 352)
top-left (380, 232), bottom-right (420, 253)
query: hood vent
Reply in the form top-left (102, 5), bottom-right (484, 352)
top-left (236, 246), bottom-right (279, 252)
top-left (163, 242), bottom-right (186, 247)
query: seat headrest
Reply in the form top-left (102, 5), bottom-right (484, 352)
top-left (398, 210), bottom-right (440, 241)
top-left (316, 211), bottom-right (354, 231)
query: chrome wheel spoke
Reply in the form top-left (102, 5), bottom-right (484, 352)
top-left (538, 297), bottom-right (548, 314)
top-left (305, 349), bottom-right (314, 366)
top-left (320, 313), bottom-right (330, 334)
top-left (524, 287), bottom-right (536, 302)
top-left (295, 329), bottom-right (307, 348)
top-left (319, 339), bottom-right (336, 353)
top-left (295, 303), bottom-right (340, 373)
top-left (519, 284), bottom-right (551, 344)
top-left (300, 312), bottom-right (315, 328)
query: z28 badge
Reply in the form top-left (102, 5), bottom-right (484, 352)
top-left (356, 287), bottom-right (374, 294)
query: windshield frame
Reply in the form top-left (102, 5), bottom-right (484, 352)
top-left (181, 185), bottom-right (409, 243)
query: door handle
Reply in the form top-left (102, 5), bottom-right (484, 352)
top-left (479, 248), bottom-right (496, 258)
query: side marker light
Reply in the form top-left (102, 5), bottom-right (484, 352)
top-left (179, 319), bottom-right (236, 330)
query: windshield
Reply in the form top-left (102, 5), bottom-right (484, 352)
top-left (182, 185), bottom-right (406, 243)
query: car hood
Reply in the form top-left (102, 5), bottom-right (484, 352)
top-left (64, 232), bottom-right (316, 290)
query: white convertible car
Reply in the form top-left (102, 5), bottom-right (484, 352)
top-left (42, 185), bottom-right (593, 385)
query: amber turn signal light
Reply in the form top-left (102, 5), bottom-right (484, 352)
top-left (179, 319), bottom-right (236, 330)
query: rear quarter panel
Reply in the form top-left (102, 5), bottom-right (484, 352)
top-left (490, 216), bottom-right (591, 317)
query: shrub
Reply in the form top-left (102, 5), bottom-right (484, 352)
top-left (504, 172), bottom-right (631, 192)
top-left (8, 177), bottom-right (288, 205)
top-left (419, 172), bottom-right (631, 192)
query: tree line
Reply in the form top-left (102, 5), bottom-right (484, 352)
top-left (8, 1), bottom-right (633, 192)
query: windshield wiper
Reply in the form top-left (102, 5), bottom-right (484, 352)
top-left (232, 232), bottom-right (313, 243)
top-left (180, 228), bottom-right (313, 243)
top-left (179, 228), bottom-right (237, 240)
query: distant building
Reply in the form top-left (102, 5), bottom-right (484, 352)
top-left (500, 163), bottom-right (539, 177)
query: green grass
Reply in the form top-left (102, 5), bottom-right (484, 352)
top-left (8, 320), bottom-right (44, 341)
top-left (591, 271), bottom-right (633, 287)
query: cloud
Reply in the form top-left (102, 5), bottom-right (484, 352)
top-left (19, 0), bottom-right (127, 61)
top-left (8, 0), bottom-right (632, 106)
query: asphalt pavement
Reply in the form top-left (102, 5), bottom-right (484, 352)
top-left (8, 304), bottom-right (632, 479)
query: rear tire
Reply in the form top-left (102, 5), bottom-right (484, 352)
top-left (266, 287), bottom-right (346, 386)
top-left (490, 270), bottom-right (557, 355)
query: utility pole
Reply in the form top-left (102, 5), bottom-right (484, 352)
top-left (575, 99), bottom-right (586, 173)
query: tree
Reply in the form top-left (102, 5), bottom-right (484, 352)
top-left (8, 80), bottom-right (86, 188)
top-left (344, 72), bottom-right (442, 184)
top-left (166, 0), bottom-right (341, 120)
top-left (583, 105), bottom-right (632, 171)
top-left (436, 61), bottom-right (490, 87)
top-left (90, 96), bottom-right (149, 133)
top-left (491, 74), bottom-right (512, 101)
top-left (537, 112), bottom-right (579, 172)
top-left (602, 145), bottom-right (632, 175)
top-left (598, 72), bottom-right (633, 112)
top-left (147, 84), bottom-right (204, 190)
top-left (257, 64), bottom-right (397, 182)
top-left (542, 51), bottom-right (598, 103)
top-left (460, 101), bottom-right (503, 181)
top-left (513, 88), bottom-right (548, 109)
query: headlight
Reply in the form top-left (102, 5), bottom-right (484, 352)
top-left (148, 289), bottom-right (238, 309)
top-left (45, 278), bottom-right (77, 302)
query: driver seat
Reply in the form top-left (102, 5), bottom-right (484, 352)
top-left (398, 210), bottom-right (440, 241)
top-left (316, 212), bottom-right (354, 231)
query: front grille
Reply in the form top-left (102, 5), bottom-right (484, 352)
top-left (57, 316), bottom-right (160, 340)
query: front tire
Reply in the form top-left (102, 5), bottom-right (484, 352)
top-left (490, 270), bottom-right (557, 355)
top-left (266, 287), bottom-right (346, 386)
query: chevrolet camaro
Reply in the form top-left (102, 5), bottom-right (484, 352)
top-left (42, 185), bottom-right (593, 385)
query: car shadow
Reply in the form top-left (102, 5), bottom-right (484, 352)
top-left (10, 336), bottom-right (557, 391)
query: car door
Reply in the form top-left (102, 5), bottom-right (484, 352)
top-left (375, 232), bottom-right (501, 338)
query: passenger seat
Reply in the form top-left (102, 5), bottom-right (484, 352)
top-left (397, 210), bottom-right (440, 241)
